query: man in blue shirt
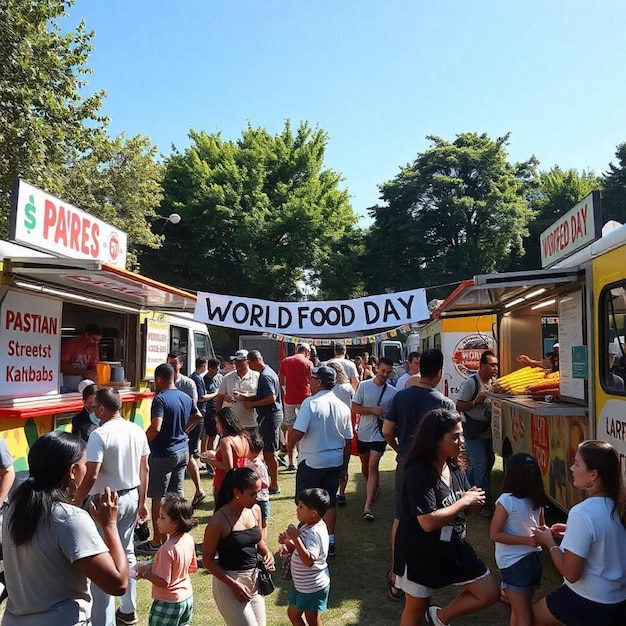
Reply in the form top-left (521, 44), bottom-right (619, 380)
top-left (136, 362), bottom-right (196, 555)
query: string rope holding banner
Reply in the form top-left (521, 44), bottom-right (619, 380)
top-left (261, 322), bottom-right (414, 346)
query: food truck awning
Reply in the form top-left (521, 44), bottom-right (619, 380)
top-left (432, 268), bottom-right (583, 318)
top-left (3, 257), bottom-right (196, 312)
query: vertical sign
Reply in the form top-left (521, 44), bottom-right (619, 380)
top-left (143, 319), bottom-right (170, 379)
top-left (558, 291), bottom-right (585, 400)
top-left (0, 290), bottom-right (62, 396)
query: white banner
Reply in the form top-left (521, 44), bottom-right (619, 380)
top-left (0, 290), bottom-right (62, 397)
top-left (194, 289), bottom-right (429, 335)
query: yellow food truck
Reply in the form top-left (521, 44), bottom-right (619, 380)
top-left (419, 285), bottom-right (496, 402)
top-left (433, 192), bottom-right (626, 511)
top-left (1, 181), bottom-right (214, 480)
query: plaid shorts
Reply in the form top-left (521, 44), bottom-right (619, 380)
top-left (149, 596), bottom-right (194, 626)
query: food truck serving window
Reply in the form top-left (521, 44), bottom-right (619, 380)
top-left (600, 282), bottom-right (626, 396)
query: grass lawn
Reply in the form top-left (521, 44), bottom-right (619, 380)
top-left (133, 453), bottom-right (564, 625)
top-left (0, 452), bottom-right (565, 625)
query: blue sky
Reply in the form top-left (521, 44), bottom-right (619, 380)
top-left (68, 0), bottom-right (626, 226)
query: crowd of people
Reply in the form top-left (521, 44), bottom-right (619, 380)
top-left (1, 345), bottom-right (626, 626)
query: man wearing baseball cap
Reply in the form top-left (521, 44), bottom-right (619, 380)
top-left (288, 365), bottom-right (353, 557)
top-left (215, 349), bottom-right (260, 431)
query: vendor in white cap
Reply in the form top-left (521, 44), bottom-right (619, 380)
top-left (517, 342), bottom-right (559, 371)
top-left (215, 349), bottom-right (260, 431)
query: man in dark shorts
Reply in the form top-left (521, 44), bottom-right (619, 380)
top-left (382, 349), bottom-right (456, 600)
top-left (136, 362), bottom-right (196, 555)
top-left (201, 357), bottom-right (222, 469)
top-left (351, 356), bottom-right (397, 521)
top-left (245, 350), bottom-right (284, 495)
top-left (289, 365), bottom-right (353, 557)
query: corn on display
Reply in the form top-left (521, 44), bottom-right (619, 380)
top-left (492, 367), bottom-right (551, 395)
top-left (527, 371), bottom-right (560, 398)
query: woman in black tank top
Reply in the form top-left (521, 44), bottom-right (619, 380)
top-left (203, 468), bottom-right (275, 625)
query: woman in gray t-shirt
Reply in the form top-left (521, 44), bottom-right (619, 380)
top-left (2, 431), bottom-right (128, 626)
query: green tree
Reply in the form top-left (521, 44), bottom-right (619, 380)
top-left (61, 134), bottom-right (165, 268)
top-left (139, 121), bottom-right (361, 301)
top-left (509, 167), bottom-right (602, 270)
top-left (0, 0), bottom-right (107, 238)
top-left (364, 133), bottom-right (535, 295)
top-left (602, 142), bottom-right (626, 225)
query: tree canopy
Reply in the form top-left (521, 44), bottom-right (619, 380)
top-left (602, 142), bottom-right (626, 225)
top-left (0, 0), bottom-right (106, 236)
top-left (60, 134), bottom-right (165, 268)
top-left (139, 121), bottom-right (362, 300)
top-left (364, 133), bottom-right (535, 294)
top-left (508, 167), bottom-right (602, 270)
top-left (0, 0), bottom-right (164, 265)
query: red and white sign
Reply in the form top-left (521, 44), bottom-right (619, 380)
top-left (540, 191), bottom-right (601, 268)
top-left (0, 290), bottom-right (62, 397)
top-left (10, 179), bottom-right (128, 268)
top-left (451, 334), bottom-right (495, 378)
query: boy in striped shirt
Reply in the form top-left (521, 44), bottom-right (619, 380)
top-left (279, 489), bottom-right (331, 625)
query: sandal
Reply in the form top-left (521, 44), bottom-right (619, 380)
top-left (387, 571), bottom-right (404, 601)
top-left (363, 510), bottom-right (375, 521)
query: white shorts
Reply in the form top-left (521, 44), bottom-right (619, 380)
top-left (394, 565), bottom-right (491, 598)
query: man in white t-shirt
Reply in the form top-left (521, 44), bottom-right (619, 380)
top-left (73, 387), bottom-right (150, 626)
top-left (395, 351), bottom-right (421, 390)
top-left (289, 365), bottom-right (353, 557)
top-left (352, 357), bottom-right (396, 521)
top-left (325, 343), bottom-right (359, 390)
top-left (215, 349), bottom-right (260, 430)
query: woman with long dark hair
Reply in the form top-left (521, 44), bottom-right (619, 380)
top-left (2, 430), bottom-right (128, 625)
top-left (203, 467), bottom-right (275, 626)
top-left (202, 407), bottom-right (250, 502)
top-left (393, 408), bottom-right (499, 626)
top-left (532, 440), bottom-right (626, 626)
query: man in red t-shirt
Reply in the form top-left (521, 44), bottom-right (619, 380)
top-left (60, 323), bottom-right (102, 381)
top-left (278, 342), bottom-right (312, 470)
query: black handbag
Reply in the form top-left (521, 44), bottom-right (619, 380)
top-left (256, 556), bottom-right (276, 596)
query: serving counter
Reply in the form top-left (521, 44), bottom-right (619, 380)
top-left (0, 389), bottom-right (155, 475)
top-left (488, 394), bottom-right (588, 511)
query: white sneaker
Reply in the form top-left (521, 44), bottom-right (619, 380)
top-left (427, 606), bottom-right (450, 626)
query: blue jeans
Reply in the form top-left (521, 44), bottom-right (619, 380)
top-left (91, 488), bottom-right (139, 625)
top-left (464, 436), bottom-right (495, 500)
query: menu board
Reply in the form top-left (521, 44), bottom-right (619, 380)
top-left (558, 290), bottom-right (585, 400)
top-left (143, 319), bottom-right (170, 379)
top-left (0, 290), bottom-right (62, 397)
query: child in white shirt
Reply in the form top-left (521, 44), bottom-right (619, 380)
top-left (279, 488), bottom-right (330, 626)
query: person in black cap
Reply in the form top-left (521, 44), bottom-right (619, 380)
top-left (60, 323), bottom-right (103, 381)
top-left (288, 365), bottom-right (353, 557)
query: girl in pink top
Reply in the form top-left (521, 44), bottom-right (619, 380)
top-left (137, 493), bottom-right (198, 626)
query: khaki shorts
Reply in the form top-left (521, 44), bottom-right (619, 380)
top-left (283, 403), bottom-right (301, 428)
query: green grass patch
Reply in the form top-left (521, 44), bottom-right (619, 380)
top-left (1, 453), bottom-right (565, 624)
